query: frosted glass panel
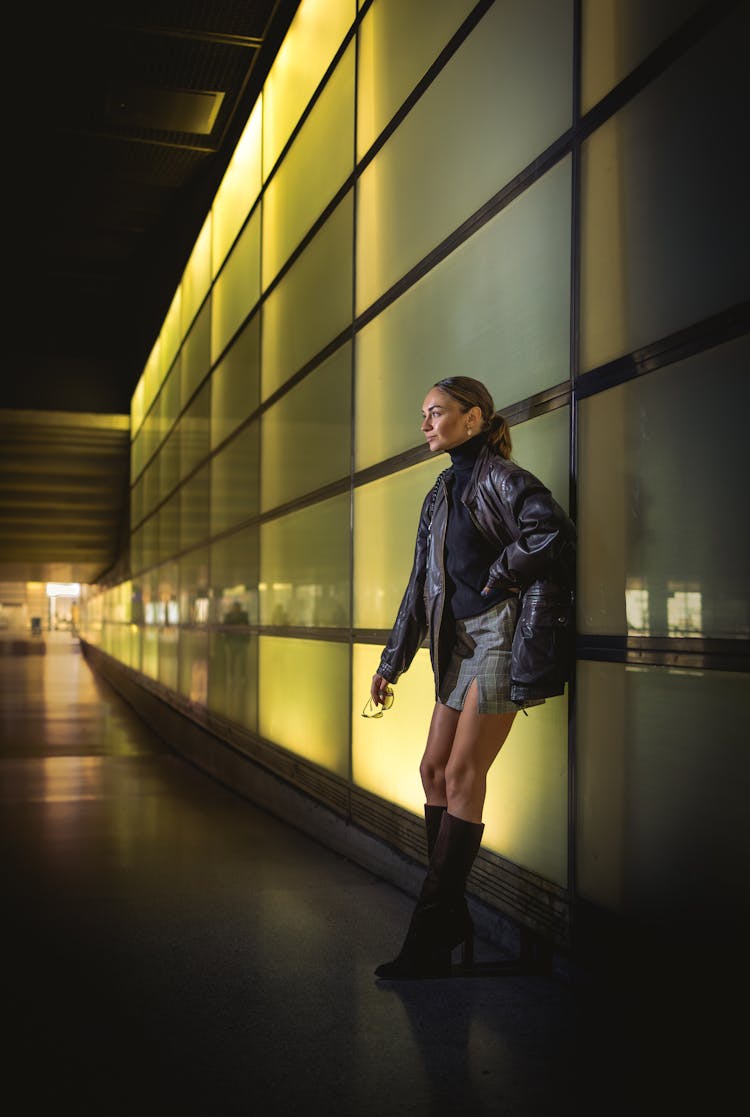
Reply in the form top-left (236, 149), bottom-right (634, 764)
top-left (179, 463), bottom-right (210, 551)
top-left (357, 0), bottom-right (476, 157)
top-left (261, 343), bottom-right (351, 511)
top-left (210, 315), bottom-right (260, 449)
top-left (258, 636), bottom-right (349, 776)
top-left (179, 548), bottom-right (210, 626)
top-left (211, 208), bottom-right (261, 364)
top-left (157, 494), bottom-right (180, 563)
top-left (181, 215), bottom-right (211, 335)
top-left (160, 288), bottom-right (182, 385)
top-left (352, 645), bottom-right (568, 883)
top-left (180, 301), bottom-right (211, 407)
top-left (160, 366), bottom-right (181, 449)
top-left (158, 628), bottom-right (179, 691)
top-left (261, 192), bottom-right (353, 398)
top-left (210, 421), bottom-right (260, 536)
top-left (262, 0), bottom-right (354, 176)
top-left (211, 525), bottom-right (259, 625)
top-left (355, 161), bottom-right (571, 469)
top-left (179, 381), bottom-right (210, 481)
top-left (178, 629), bottom-right (209, 705)
top-left (578, 334), bottom-right (750, 639)
top-left (581, 4), bottom-right (750, 371)
top-left (260, 494), bottom-right (350, 627)
top-left (581, 0), bottom-right (705, 113)
top-left (356, 0), bottom-right (573, 312)
top-left (212, 99), bottom-right (262, 275)
top-left (262, 42), bottom-right (354, 288)
top-left (353, 458), bottom-right (442, 629)
top-left (208, 630), bottom-right (258, 730)
top-left (159, 429), bottom-right (180, 501)
top-left (577, 661), bottom-right (749, 926)
top-left (509, 406), bottom-right (571, 515)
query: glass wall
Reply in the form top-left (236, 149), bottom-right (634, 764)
top-left (82, 0), bottom-right (749, 947)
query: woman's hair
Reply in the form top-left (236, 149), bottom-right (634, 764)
top-left (433, 376), bottom-right (512, 459)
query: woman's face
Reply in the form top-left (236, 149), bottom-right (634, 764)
top-left (421, 388), bottom-right (481, 453)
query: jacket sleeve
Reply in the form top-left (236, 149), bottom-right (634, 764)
top-left (376, 491), bottom-right (431, 683)
top-left (486, 467), bottom-right (574, 590)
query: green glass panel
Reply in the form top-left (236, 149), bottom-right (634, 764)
top-left (510, 406), bottom-right (571, 515)
top-left (356, 0), bottom-right (573, 312)
top-left (131, 479), bottom-right (144, 532)
top-left (261, 192), bottom-right (353, 400)
top-left (263, 42), bottom-right (354, 289)
top-left (211, 209), bottom-right (261, 365)
top-left (576, 661), bottom-right (749, 926)
top-left (581, 0), bottom-right (706, 113)
top-left (210, 315), bottom-right (261, 450)
top-left (258, 636), bottom-right (350, 776)
top-left (357, 0), bottom-right (477, 158)
top-left (179, 463), bottom-right (210, 552)
top-left (355, 161), bottom-right (571, 470)
top-left (578, 334), bottom-right (750, 639)
top-left (180, 300), bottom-right (211, 408)
top-left (158, 628), bottom-right (179, 690)
top-left (261, 343), bottom-right (351, 512)
top-left (210, 525), bottom-right (259, 625)
top-left (141, 516), bottom-right (158, 572)
top-left (260, 494), bottom-right (350, 628)
top-left (181, 216), bottom-right (212, 336)
top-left (353, 458), bottom-right (441, 629)
top-left (210, 420), bottom-right (260, 536)
top-left (580, 4), bottom-right (750, 372)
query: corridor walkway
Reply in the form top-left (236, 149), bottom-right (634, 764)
top-left (0, 633), bottom-right (597, 1115)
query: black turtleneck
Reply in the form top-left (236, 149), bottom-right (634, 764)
top-left (444, 433), bottom-right (509, 620)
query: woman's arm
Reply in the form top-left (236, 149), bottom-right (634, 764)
top-left (485, 467), bottom-right (575, 590)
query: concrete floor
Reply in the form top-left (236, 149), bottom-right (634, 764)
top-left (0, 632), bottom-right (721, 1115)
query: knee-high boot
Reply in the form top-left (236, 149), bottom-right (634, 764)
top-left (424, 803), bottom-right (446, 858)
top-left (375, 812), bottom-right (484, 980)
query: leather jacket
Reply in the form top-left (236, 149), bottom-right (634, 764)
top-left (377, 445), bottom-right (576, 706)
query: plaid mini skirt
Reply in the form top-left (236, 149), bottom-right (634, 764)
top-left (438, 597), bottom-right (545, 715)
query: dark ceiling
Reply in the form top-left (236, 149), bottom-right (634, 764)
top-left (0, 0), bottom-right (301, 587)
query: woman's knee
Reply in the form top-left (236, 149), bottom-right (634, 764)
top-left (419, 756), bottom-right (446, 796)
top-left (444, 758), bottom-right (477, 803)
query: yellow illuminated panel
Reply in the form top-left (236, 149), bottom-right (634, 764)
top-left (261, 192), bottom-right (353, 400)
top-left (210, 315), bottom-right (261, 450)
top-left (352, 644), bottom-right (436, 814)
top-left (357, 0), bottom-right (476, 158)
top-left (212, 99), bottom-right (263, 276)
top-left (142, 340), bottom-right (162, 423)
top-left (355, 161), bottom-right (571, 471)
top-left (353, 459), bottom-right (441, 630)
top-left (260, 343), bottom-right (351, 512)
top-left (180, 302), bottom-right (211, 408)
top-left (210, 421), bottom-right (260, 536)
top-left (352, 644), bottom-right (568, 883)
top-left (262, 0), bottom-right (354, 178)
top-left (259, 636), bottom-right (349, 776)
top-left (131, 376), bottom-right (145, 441)
top-left (160, 286), bottom-right (183, 388)
top-left (211, 208), bottom-right (261, 365)
top-left (259, 494), bottom-right (350, 628)
top-left (181, 214), bottom-right (212, 337)
top-left (356, 0), bottom-right (572, 314)
top-left (262, 41), bottom-right (354, 289)
top-left (178, 630), bottom-right (209, 706)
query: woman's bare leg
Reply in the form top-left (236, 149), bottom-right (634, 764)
top-left (419, 702), bottom-right (461, 805)
top-left (444, 680), bottom-right (516, 822)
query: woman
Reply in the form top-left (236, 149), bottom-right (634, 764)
top-left (371, 376), bottom-right (575, 980)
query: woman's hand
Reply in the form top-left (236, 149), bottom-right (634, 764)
top-left (371, 673), bottom-right (392, 705)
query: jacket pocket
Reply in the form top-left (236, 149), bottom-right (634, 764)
top-left (510, 596), bottom-right (574, 693)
